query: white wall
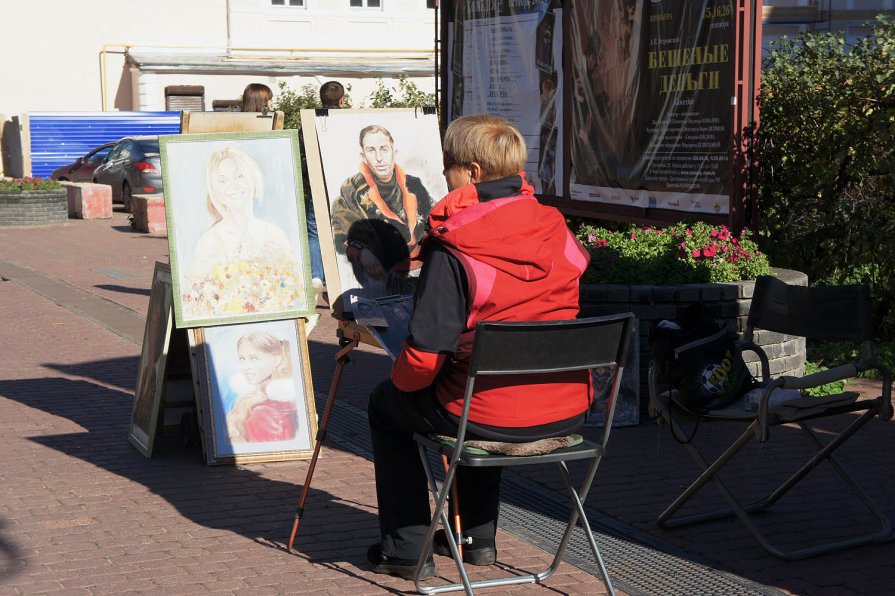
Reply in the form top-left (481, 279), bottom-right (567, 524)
top-left (0, 0), bottom-right (437, 116)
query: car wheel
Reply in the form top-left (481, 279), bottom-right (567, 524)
top-left (122, 182), bottom-right (133, 213)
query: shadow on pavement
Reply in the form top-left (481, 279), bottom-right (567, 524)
top-left (93, 284), bottom-right (152, 297)
top-left (0, 374), bottom-right (385, 582)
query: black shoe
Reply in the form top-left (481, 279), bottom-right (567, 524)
top-left (366, 543), bottom-right (435, 580)
top-left (433, 529), bottom-right (497, 566)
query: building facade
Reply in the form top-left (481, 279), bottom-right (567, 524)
top-left (1, 0), bottom-right (438, 117)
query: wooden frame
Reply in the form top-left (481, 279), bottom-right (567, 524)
top-left (159, 130), bottom-right (315, 328)
top-left (128, 262), bottom-right (175, 457)
top-left (189, 318), bottom-right (317, 465)
top-left (180, 110), bottom-right (285, 134)
top-left (300, 107), bottom-right (447, 316)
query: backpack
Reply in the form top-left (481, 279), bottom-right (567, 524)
top-left (649, 304), bottom-right (755, 416)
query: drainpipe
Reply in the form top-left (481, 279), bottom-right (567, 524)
top-left (226, 0), bottom-right (233, 57)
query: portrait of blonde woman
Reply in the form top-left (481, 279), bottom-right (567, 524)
top-left (191, 147), bottom-right (295, 277)
top-left (160, 131), bottom-right (314, 327)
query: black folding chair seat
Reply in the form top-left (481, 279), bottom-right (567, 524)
top-left (412, 313), bottom-right (636, 595)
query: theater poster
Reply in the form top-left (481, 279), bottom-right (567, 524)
top-left (447, 0), bottom-right (563, 196)
top-left (569, 0), bottom-right (736, 215)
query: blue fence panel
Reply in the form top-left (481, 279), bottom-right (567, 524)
top-left (29, 111), bottom-right (181, 179)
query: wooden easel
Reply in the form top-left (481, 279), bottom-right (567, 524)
top-left (286, 319), bottom-right (371, 549)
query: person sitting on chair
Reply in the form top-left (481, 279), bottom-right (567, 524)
top-left (366, 114), bottom-right (593, 580)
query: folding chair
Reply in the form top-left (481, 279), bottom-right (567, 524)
top-left (649, 275), bottom-right (894, 560)
top-left (412, 313), bottom-right (636, 594)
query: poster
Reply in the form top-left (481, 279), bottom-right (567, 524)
top-left (447, 0), bottom-right (563, 195)
top-left (569, 0), bottom-right (736, 215)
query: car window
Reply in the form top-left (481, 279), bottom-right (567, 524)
top-left (107, 143), bottom-right (126, 161)
top-left (87, 146), bottom-right (113, 164)
top-left (135, 139), bottom-right (160, 155)
top-left (117, 141), bottom-right (135, 161)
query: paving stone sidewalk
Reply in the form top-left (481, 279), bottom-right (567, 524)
top-left (1, 212), bottom-right (894, 595)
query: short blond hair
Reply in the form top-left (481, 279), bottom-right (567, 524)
top-left (205, 146), bottom-right (264, 221)
top-left (442, 115), bottom-right (526, 180)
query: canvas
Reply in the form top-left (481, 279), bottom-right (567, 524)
top-left (190, 319), bottom-right (317, 465)
top-left (128, 261), bottom-right (175, 457)
top-left (160, 130), bottom-right (315, 328)
top-left (301, 108), bottom-right (447, 315)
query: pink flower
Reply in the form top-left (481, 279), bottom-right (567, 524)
top-left (587, 232), bottom-right (597, 244)
top-left (630, 232), bottom-right (637, 240)
top-left (596, 239), bottom-right (608, 248)
top-left (692, 249), bottom-right (701, 258)
top-left (703, 245), bottom-right (717, 257)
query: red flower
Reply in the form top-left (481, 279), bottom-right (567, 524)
top-left (596, 239), bottom-right (608, 248)
top-left (703, 245), bottom-right (717, 258)
top-left (691, 249), bottom-right (701, 258)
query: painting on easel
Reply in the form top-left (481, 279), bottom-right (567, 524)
top-left (128, 261), bottom-right (175, 457)
top-left (190, 318), bottom-right (317, 465)
top-left (301, 108), bottom-right (447, 316)
top-left (160, 130), bottom-right (315, 328)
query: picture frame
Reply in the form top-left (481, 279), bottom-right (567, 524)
top-left (300, 108), bottom-right (448, 316)
top-left (180, 110), bottom-right (285, 134)
top-left (189, 318), bottom-right (318, 465)
top-left (128, 261), bottom-right (175, 457)
top-left (160, 130), bottom-right (315, 328)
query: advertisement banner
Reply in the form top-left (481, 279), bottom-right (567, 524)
top-left (447, 0), bottom-right (563, 195)
top-left (570, 1), bottom-right (736, 215)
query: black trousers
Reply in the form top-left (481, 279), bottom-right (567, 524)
top-left (368, 378), bottom-right (585, 560)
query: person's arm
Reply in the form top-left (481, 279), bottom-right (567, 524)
top-left (391, 244), bottom-right (467, 392)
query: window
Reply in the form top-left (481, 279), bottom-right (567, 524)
top-left (165, 85), bottom-right (205, 112)
top-left (350, 0), bottom-right (381, 7)
top-left (271, 0), bottom-right (305, 5)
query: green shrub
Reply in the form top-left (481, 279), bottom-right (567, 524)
top-left (575, 221), bottom-right (771, 284)
top-left (756, 16), bottom-right (895, 339)
top-left (0, 177), bottom-right (62, 192)
top-left (271, 81), bottom-right (353, 132)
top-left (800, 361), bottom-right (847, 396)
top-left (366, 75), bottom-right (437, 109)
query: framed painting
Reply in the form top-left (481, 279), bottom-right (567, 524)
top-left (128, 261), bottom-right (175, 457)
top-left (189, 318), bottom-right (318, 465)
top-left (160, 130), bottom-right (315, 328)
top-left (300, 108), bottom-right (448, 316)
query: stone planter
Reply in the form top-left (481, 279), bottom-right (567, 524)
top-left (0, 189), bottom-right (68, 228)
top-left (580, 268), bottom-right (808, 412)
top-left (132, 193), bottom-right (167, 235)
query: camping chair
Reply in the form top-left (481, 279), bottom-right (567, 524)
top-left (412, 313), bottom-right (636, 594)
top-left (649, 275), bottom-right (893, 560)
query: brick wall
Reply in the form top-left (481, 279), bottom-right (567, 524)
top-left (0, 190), bottom-right (68, 227)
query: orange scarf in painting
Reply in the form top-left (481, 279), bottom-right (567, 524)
top-left (359, 161), bottom-right (419, 247)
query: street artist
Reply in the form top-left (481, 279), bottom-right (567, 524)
top-left (365, 114), bottom-right (593, 579)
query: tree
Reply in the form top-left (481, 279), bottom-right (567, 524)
top-left (756, 16), bottom-right (895, 338)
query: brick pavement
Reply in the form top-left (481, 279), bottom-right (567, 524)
top-left (1, 212), bottom-right (894, 595)
top-left (0, 213), bottom-right (609, 595)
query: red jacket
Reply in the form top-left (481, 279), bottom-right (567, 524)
top-left (391, 174), bottom-right (592, 427)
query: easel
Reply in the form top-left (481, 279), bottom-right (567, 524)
top-left (287, 106), bottom-right (461, 552)
top-left (287, 319), bottom-right (463, 557)
top-left (286, 319), bottom-right (367, 549)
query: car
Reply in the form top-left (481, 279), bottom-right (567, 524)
top-left (50, 142), bottom-right (116, 183)
top-left (92, 136), bottom-right (163, 212)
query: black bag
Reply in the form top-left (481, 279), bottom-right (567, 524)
top-left (649, 306), bottom-right (755, 415)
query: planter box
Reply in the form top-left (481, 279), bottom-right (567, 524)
top-left (62, 182), bottom-right (112, 219)
top-left (132, 193), bottom-right (167, 235)
top-left (580, 268), bottom-right (808, 414)
top-left (0, 189), bottom-right (67, 228)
